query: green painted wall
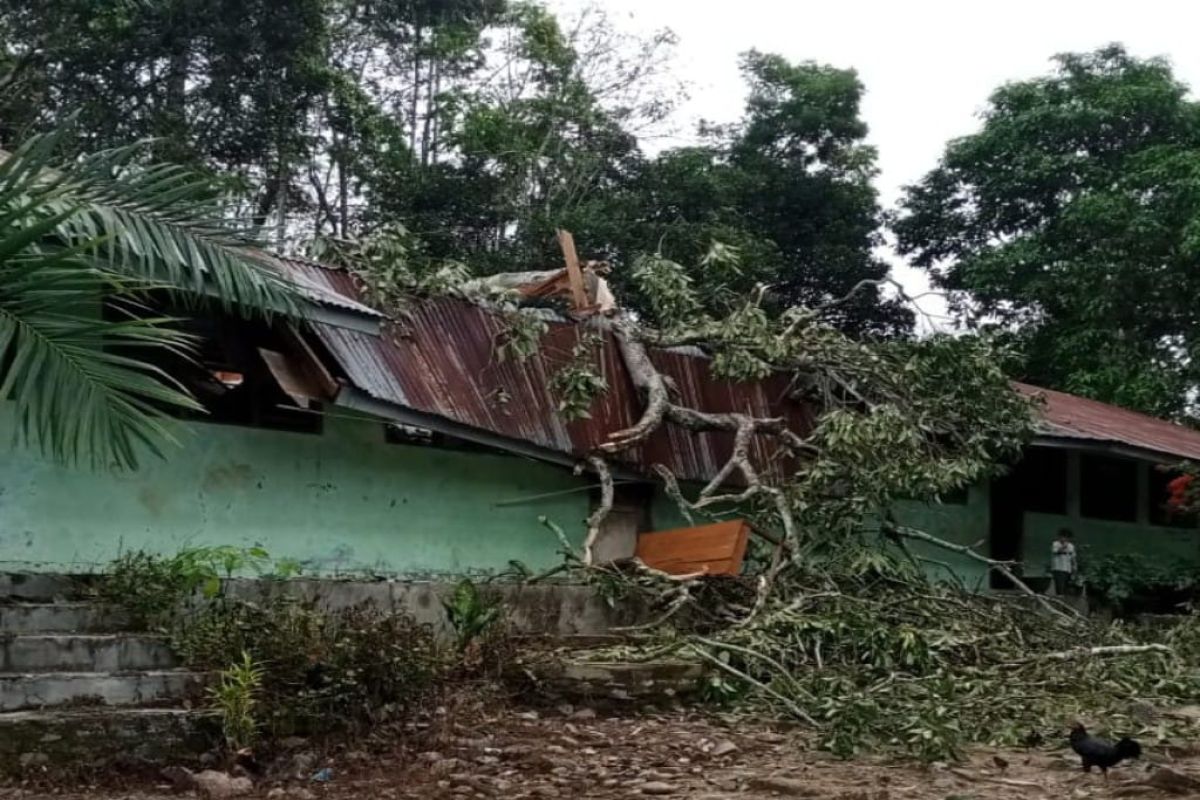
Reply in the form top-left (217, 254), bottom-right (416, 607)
top-left (0, 403), bottom-right (593, 576)
top-left (892, 486), bottom-right (992, 590)
top-left (1018, 452), bottom-right (1200, 576)
top-left (1023, 513), bottom-right (1200, 575)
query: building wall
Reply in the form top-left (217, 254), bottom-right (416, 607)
top-left (892, 486), bottom-right (992, 590)
top-left (1020, 451), bottom-right (1200, 575)
top-left (1023, 513), bottom-right (1200, 575)
top-left (0, 404), bottom-right (601, 576)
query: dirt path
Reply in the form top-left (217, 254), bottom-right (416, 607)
top-left (4, 706), bottom-right (1191, 799)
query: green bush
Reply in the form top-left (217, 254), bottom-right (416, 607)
top-left (1082, 553), bottom-right (1200, 613)
top-left (175, 595), bottom-right (442, 738)
top-left (97, 546), bottom-right (287, 630)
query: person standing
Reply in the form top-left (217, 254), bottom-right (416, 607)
top-left (1050, 528), bottom-right (1077, 596)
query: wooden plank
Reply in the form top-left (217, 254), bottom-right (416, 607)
top-left (283, 324), bottom-right (339, 399)
top-left (635, 520), bottom-right (750, 576)
top-left (258, 348), bottom-right (325, 407)
top-left (556, 229), bottom-right (589, 311)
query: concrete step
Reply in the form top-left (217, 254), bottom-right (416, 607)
top-left (0, 634), bottom-right (177, 673)
top-left (0, 603), bottom-right (126, 634)
top-left (0, 573), bottom-right (92, 603)
top-left (0, 669), bottom-right (206, 712)
top-left (0, 707), bottom-right (216, 774)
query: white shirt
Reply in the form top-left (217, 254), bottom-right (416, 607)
top-left (1051, 540), bottom-right (1076, 573)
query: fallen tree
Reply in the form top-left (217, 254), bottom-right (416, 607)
top-left (344, 232), bottom-right (1200, 760)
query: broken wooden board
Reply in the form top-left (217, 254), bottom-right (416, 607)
top-left (635, 520), bottom-right (750, 577)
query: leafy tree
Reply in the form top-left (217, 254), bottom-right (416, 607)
top-left (2, 3), bottom-right (910, 337)
top-left (603, 52), bottom-right (912, 336)
top-left (894, 45), bottom-right (1200, 417)
top-left (0, 0), bottom-right (332, 227)
top-left (0, 128), bottom-right (296, 469)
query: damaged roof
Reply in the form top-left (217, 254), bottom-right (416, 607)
top-left (276, 258), bottom-right (813, 483)
top-left (274, 257), bottom-right (1200, 476)
top-left (1017, 383), bottom-right (1200, 462)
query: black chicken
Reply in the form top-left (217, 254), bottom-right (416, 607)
top-left (1069, 723), bottom-right (1141, 776)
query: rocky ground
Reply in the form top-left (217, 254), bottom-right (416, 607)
top-left (6, 701), bottom-right (1200, 800)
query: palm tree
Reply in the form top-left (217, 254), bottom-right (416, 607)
top-left (0, 128), bottom-right (300, 469)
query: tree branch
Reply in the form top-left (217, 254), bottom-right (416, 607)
top-left (578, 455), bottom-right (613, 565)
top-left (883, 521), bottom-right (1081, 621)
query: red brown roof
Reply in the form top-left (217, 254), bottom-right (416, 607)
top-left (279, 258), bottom-right (812, 483)
top-left (1016, 383), bottom-right (1200, 462)
top-left (279, 257), bottom-right (1200, 474)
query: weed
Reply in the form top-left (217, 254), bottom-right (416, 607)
top-left (98, 546), bottom-right (291, 630)
top-left (442, 578), bottom-right (501, 652)
top-left (209, 652), bottom-right (264, 752)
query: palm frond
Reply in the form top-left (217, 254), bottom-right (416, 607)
top-left (0, 245), bottom-right (201, 469)
top-left (0, 125), bottom-right (305, 469)
top-left (3, 128), bottom-right (301, 316)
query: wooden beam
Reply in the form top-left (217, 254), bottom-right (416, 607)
top-left (557, 229), bottom-right (589, 311)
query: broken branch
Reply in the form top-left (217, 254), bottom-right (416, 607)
top-left (578, 455), bottom-right (613, 566)
top-left (883, 521), bottom-right (1081, 621)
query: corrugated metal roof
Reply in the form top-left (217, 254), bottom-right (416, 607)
top-left (314, 297), bottom-right (812, 483)
top-left (1017, 382), bottom-right (1200, 461)
top-left (256, 254), bottom-right (382, 318)
top-left (269, 259), bottom-right (811, 482)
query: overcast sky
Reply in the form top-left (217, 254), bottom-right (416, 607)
top-left (549, 0), bottom-right (1200, 331)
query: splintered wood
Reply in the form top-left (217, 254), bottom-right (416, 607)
top-left (635, 520), bottom-right (750, 576)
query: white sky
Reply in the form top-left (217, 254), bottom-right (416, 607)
top-left (550, 0), bottom-right (1200, 332)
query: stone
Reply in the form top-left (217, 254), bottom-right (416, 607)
top-left (419, 751), bottom-right (443, 763)
top-left (571, 708), bottom-right (597, 720)
top-left (279, 737), bottom-right (308, 750)
top-left (1168, 706), bottom-right (1200, 723)
top-left (292, 789), bottom-right (317, 800)
top-left (640, 781), bottom-right (679, 796)
top-left (1129, 700), bottom-right (1159, 724)
top-left (193, 770), bottom-right (254, 799)
top-left (18, 752), bottom-right (48, 769)
top-left (747, 776), bottom-right (818, 796)
top-left (267, 789), bottom-right (287, 799)
top-left (288, 752), bottom-right (318, 779)
top-left (430, 757), bottom-right (463, 777)
top-left (711, 740), bottom-right (738, 757)
top-left (160, 765), bottom-right (196, 790)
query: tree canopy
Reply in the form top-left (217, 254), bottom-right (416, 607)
top-left (895, 45), bottom-right (1200, 418)
top-left (0, 0), bottom-right (910, 336)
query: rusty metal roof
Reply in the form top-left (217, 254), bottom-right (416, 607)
top-left (274, 259), bottom-right (812, 482)
top-left (256, 254), bottom-right (381, 319)
top-left (1017, 383), bottom-right (1200, 462)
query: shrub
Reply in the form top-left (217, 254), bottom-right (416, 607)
top-left (175, 595), bottom-right (442, 739)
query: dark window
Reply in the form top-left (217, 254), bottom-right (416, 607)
top-left (1016, 447), bottom-right (1069, 514)
top-left (103, 297), bottom-right (322, 435)
top-left (1080, 454), bottom-right (1138, 522)
top-left (1150, 468), bottom-right (1198, 528)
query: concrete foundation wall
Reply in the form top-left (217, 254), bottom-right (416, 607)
top-left (220, 577), bottom-right (646, 639)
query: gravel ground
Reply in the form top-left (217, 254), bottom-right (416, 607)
top-left (5, 703), bottom-right (1196, 800)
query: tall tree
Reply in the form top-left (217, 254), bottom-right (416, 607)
top-left (0, 0), bottom-right (332, 232)
top-left (604, 52), bottom-right (912, 336)
top-left (894, 45), bottom-right (1200, 417)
